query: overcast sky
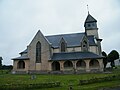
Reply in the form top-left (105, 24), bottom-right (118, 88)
top-left (0, 0), bottom-right (120, 65)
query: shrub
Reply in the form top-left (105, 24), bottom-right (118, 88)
top-left (0, 82), bottom-right (61, 90)
top-left (79, 74), bottom-right (120, 85)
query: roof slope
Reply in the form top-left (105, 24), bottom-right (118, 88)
top-left (20, 49), bottom-right (28, 54)
top-left (87, 36), bottom-right (96, 46)
top-left (12, 56), bottom-right (29, 60)
top-left (20, 33), bottom-right (96, 53)
top-left (85, 14), bottom-right (97, 23)
top-left (46, 33), bottom-right (85, 48)
top-left (51, 52), bottom-right (103, 61)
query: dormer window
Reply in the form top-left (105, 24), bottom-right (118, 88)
top-left (61, 42), bottom-right (66, 52)
top-left (83, 41), bottom-right (87, 47)
top-left (82, 40), bottom-right (88, 51)
top-left (60, 38), bottom-right (66, 52)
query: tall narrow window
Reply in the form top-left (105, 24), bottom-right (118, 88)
top-left (61, 42), bottom-right (66, 52)
top-left (82, 40), bottom-right (88, 51)
top-left (36, 41), bottom-right (41, 63)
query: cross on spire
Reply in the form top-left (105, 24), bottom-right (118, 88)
top-left (87, 5), bottom-right (89, 14)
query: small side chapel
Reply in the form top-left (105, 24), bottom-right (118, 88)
top-left (12, 13), bottom-right (104, 74)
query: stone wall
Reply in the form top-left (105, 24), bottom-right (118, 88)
top-left (28, 31), bottom-right (51, 71)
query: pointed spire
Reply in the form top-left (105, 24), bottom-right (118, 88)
top-left (85, 14), bottom-right (97, 23)
top-left (84, 8), bottom-right (98, 29)
top-left (85, 5), bottom-right (97, 23)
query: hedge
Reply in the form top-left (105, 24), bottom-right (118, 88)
top-left (79, 74), bottom-right (120, 85)
top-left (0, 81), bottom-right (61, 90)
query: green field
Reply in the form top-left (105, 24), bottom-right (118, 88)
top-left (0, 68), bottom-right (120, 90)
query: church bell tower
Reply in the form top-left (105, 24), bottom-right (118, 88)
top-left (84, 13), bottom-right (99, 38)
top-left (84, 13), bottom-right (102, 55)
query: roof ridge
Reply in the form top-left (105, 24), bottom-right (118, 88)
top-left (53, 51), bottom-right (91, 54)
top-left (45, 32), bottom-right (85, 37)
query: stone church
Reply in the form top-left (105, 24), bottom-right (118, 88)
top-left (12, 13), bottom-right (104, 74)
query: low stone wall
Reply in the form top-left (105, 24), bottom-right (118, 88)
top-left (28, 70), bottom-right (49, 74)
top-left (11, 71), bottom-right (27, 74)
top-left (76, 70), bottom-right (86, 74)
top-left (12, 69), bottom-right (103, 74)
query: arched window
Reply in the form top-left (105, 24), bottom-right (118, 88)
top-left (36, 41), bottom-right (41, 63)
top-left (17, 61), bottom-right (25, 69)
top-left (61, 42), bottom-right (66, 52)
top-left (52, 61), bottom-right (60, 71)
top-left (90, 59), bottom-right (99, 67)
top-left (64, 61), bottom-right (73, 68)
top-left (76, 60), bottom-right (86, 67)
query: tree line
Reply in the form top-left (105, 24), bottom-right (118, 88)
top-left (102, 50), bottom-right (119, 70)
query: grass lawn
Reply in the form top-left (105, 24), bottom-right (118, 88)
top-left (0, 67), bottom-right (120, 90)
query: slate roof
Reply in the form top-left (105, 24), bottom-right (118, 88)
top-left (85, 14), bottom-right (97, 23)
top-left (87, 36), bottom-right (96, 46)
top-left (46, 33), bottom-right (96, 48)
top-left (51, 52), bottom-right (104, 61)
top-left (46, 33), bottom-right (85, 48)
top-left (12, 56), bottom-right (29, 60)
top-left (20, 33), bottom-right (96, 53)
top-left (19, 49), bottom-right (28, 54)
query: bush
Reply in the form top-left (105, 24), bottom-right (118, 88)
top-left (0, 82), bottom-right (61, 90)
top-left (79, 74), bottom-right (120, 85)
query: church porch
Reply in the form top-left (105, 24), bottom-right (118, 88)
top-left (50, 58), bottom-right (103, 74)
top-left (12, 56), bottom-right (30, 74)
top-left (50, 51), bottom-right (104, 74)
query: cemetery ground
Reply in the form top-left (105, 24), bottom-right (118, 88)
top-left (0, 67), bottom-right (120, 90)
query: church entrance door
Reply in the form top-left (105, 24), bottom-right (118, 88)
top-left (52, 61), bottom-right (60, 71)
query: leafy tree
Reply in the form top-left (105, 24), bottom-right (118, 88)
top-left (0, 60), bottom-right (2, 69)
top-left (0, 57), bottom-right (2, 69)
top-left (102, 51), bottom-right (107, 70)
top-left (2, 65), bottom-right (13, 70)
top-left (108, 50), bottom-right (119, 68)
